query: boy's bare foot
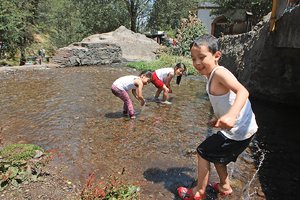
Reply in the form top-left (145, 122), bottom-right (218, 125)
top-left (212, 183), bottom-right (233, 196)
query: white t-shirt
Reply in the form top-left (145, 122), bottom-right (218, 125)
top-left (113, 75), bottom-right (139, 91)
top-left (206, 66), bottom-right (258, 140)
top-left (155, 68), bottom-right (174, 83)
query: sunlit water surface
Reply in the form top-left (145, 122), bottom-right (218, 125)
top-left (1, 65), bottom-right (297, 199)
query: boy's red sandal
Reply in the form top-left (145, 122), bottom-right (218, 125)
top-left (177, 187), bottom-right (206, 200)
top-left (212, 183), bottom-right (233, 196)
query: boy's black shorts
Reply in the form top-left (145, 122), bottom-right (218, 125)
top-left (197, 131), bottom-right (254, 165)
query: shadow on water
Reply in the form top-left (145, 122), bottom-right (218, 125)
top-left (143, 167), bottom-right (195, 198)
top-left (0, 65), bottom-right (298, 199)
top-left (251, 99), bottom-right (300, 200)
top-left (105, 111), bottom-right (125, 119)
top-left (143, 167), bottom-right (219, 200)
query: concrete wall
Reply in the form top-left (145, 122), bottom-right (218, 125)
top-left (197, 9), bottom-right (214, 34)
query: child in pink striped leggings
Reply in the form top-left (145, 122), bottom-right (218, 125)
top-left (111, 71), bottom-right (152, 119)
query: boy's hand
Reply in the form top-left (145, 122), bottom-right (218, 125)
top-left (214, 114), bottom-right (236, 130)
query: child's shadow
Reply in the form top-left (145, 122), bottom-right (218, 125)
top-left (104, 111), bottom-right (125, 119)
top-left (143, 167), bottom-right (217, 200)
top-left (143, 167), bottom-right (195, 200)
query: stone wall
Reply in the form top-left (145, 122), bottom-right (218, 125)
top-left (218, 6), bottom-right (300, 106)
top-left (52, 42), bottom-right (122, 67)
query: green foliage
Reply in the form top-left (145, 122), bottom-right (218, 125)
top-left (0, 0), bottom-right (38, 59)
top-left (40, 0), bottom-right (87, 48)
top-left (147, 0), bottom-right (199, 32)
top-left (126, 53), bottom-right (197, 75)
top-left (81, 173), bottom-right (140, 200)
top-left (175, 12), bottom-right (207, 56)
top-left (0, 144), bottom-right (49, 191)
top-left (73, 0), bottom-right (130, 34)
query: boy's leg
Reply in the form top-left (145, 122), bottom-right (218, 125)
top-left (193, 154), bottom-right (210, 196)
top-left (214, 163), bottom-right (233, 193)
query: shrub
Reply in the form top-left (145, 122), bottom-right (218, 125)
top-left (175, 12), bottom-right (207, 56)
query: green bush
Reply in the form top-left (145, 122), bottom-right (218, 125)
top-left (175, 12), bottom-right (207, 56)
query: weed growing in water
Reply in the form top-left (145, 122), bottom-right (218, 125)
top-left (81, 172), bottom-right (140, 200)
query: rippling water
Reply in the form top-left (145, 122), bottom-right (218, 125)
top-left (1, 65), bottom-right (287, 199)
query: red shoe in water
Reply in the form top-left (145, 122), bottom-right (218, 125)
top-left (177, 187), bottom-right (206, 200)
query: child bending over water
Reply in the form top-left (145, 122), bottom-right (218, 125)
top-left (111, 71), bottom-right (152, 119)
top-left (151, 63), bottom-right (187, 104)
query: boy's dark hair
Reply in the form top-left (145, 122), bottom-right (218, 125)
top-left (174, 63), bottom-right (187, 85)
top-left (190, 34), bottom-right (218, 54)
top-left (140, 70), bottom-right (152, 80)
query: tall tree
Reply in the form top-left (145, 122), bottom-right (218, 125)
top-left (121, 0), bottom-right (152, 32)
top-left (147, 0), bottom-right (199, 32)
top-left (0, 0), bottom-right (40, 61)
top-left (39, 0), bottom-right (86, 48)
top-left (73, 0), bottom-right (130, 34)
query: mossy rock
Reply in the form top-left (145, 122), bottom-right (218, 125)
top-left (0, 144), bottom-right (43, 162)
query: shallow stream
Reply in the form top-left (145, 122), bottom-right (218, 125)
top-left (0, 65), bottom-right (298, 199)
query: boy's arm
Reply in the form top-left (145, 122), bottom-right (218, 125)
top-left (214, 69), bottom-right (249, 129)
top-left (133, 79), bottom-right (145, 106)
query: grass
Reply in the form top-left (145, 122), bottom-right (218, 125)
top-left (126, 53), bottom-right (197, 75)
top-left (0, 144), bottom-right (43, 162)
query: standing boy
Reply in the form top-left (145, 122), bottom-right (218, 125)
top-left (178, 34), bottom-right (258, 199)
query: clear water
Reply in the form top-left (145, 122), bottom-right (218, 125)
top-left (1, 65), bottom-right (297, 199)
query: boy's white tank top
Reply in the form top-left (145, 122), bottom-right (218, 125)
top-left (206, 66), bottom-right (258, 140)
top-left (113, 75), bottom-right (139, 91)
top-left (155, 68), bottom-right (174, 82)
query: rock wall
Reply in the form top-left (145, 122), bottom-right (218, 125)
top-left (218, 6), bottom-right (300, 106)
top-left (52, 42), bottom-right (122, 67)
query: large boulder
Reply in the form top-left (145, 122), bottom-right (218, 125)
top-left (82, 26), bottom-right (160, 62)
top-left (52, 26), bottom-right (160, 67)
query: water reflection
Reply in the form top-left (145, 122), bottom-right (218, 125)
top-left (0, 65), bottom-right (293, 199)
